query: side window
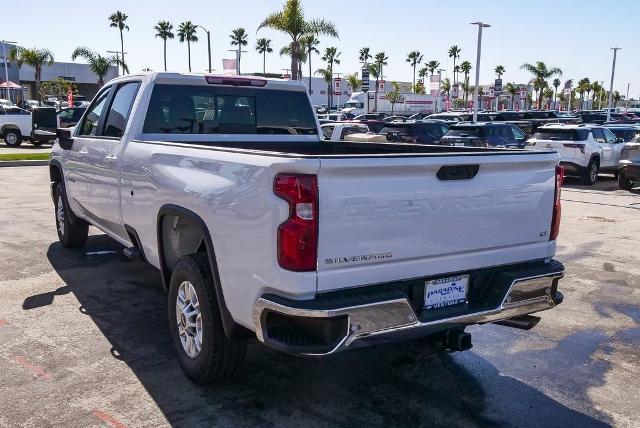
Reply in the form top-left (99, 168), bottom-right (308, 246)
top-left (79, 89), bottom-right (111, 136)
top-left (341, 127), bottom-right (364, 139)
top-left (322, 126), bottom-right (334, 140)
top-left (102, 82), bottom-right (141, 138)
top-left (592, 128), bottom-right (606, 144)
top-left (58, 109), bottom-right (73, 120)
top-left (511, 125), bottom-right (525, 140)
top-left (603, 128), bottom-right (617, 144)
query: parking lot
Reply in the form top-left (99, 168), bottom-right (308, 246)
top-left (0, 166), bottom-right (638, 427)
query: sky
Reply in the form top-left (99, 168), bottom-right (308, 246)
top-left (3, 0), bottom-right (639, 98)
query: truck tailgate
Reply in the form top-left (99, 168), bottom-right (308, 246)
top-left (316, 152), bottom-right (559, 292)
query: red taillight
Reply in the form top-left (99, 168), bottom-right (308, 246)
top-left (205, 75), bottom-right (267, 87)
top-left (274, 174), bottom-right (318, 271)
top-left (550, 165), bottom-right (564, 241)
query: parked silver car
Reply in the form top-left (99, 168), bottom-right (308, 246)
top-left (619, 135), bottom-right (640, 191)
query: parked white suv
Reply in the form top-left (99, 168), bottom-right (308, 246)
top-left (526, 124), bottom-right (625, 185)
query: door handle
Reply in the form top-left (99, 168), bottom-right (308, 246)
top-left (78, 147), bottom-right (88, 154)
top-left (105, 155), bottom-right (118, 162)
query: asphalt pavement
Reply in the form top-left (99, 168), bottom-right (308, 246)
top-left (0, 167), bottom-right (638, 427)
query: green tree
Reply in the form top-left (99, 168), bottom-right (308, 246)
top-left (108, 11), bottom-right (129, 74)
top-left (591, 81), bottom-right (602, 109)
top-left (576, 78), bottom-right (591, 109)
top-left (40, 78), bottom-right (77, 103)
top-left (71, 47), bottom-right (127, 86)
top-left (385, 82), bottom-right (402, 114)
top-left (229, 28), bottom-right (248, 74)
top-left (258, 0), bottom-right (338, 81)
top-left (255, 38), bottom-right (273, 75)
top-left (8, 47), bottom-right (54, 99)
top-left (441, 78), bottom-right (451, 99)
top-left (406, 50), bottom-right (423, 92)
top-left (300, 35), bottom-right (320, 94)
top-left (460, 60), bottom-right (472, 103)
top-left (543, 87), bottom-right (554, 109)
top-left (520, 61), bottom-right (562, 109)
top-left (315, 67), bottom-right (332, 107)
top-left (321, 47), bottom-right (341, 107)
top-left (426, 60), bottom-right (440, 76)
top-left (373, 52), bottom-right (388, 112)
top-left (154, 21), bottom-right (174, 72)
top-left (448, 45), bottom-right (461, 83)
top-left (494, 65), bottom-right (505, 79)
top-left (177, 21), bottom-right (198, 72)
top-left (359, 47), bottom-right (372, 65)
top-left (552, 78), bottom-right (561, 107)
top-left (345, 72), bottom-right (361, 92)
top-left (613, 91), bottom-right (621, 106)
top-left (505, 82), bottom-right (517, 109)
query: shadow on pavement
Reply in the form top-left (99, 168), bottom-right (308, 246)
top-left (35, 235), bottom-right (612, 427)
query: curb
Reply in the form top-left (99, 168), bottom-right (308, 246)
top-left (0, 160), bottom-right (49, 167)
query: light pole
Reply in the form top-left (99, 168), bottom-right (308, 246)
top-left (625, 83), bottom-right (630, 112)
top-left (470, 22), bottom-right (490, 122)
top-left (197, 25), bottom-right (212, 73)
top-left (606, 47), bottom-right (620, 123)
top-left (1, 40), bottom-right (17, 101)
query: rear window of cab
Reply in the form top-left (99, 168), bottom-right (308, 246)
top-left (142, 84), bottom-right (318, 135)
top-left (533, 128), bottom-right (588, 141)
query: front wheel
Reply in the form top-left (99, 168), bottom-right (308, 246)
top-left (581, 159), bottom-right (599, 185)
top-left (618, 171), bottom-right (634, 191)
top-left (168, 253), bottom-right (246, 384)
top-left (53, 182), bottom-right (89, 248)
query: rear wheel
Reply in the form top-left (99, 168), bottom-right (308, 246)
top-left (168, 253), bottom-right (246, 384)
top-left (618, 171), bottom-right (634, 191)
top-left (53, 182), bottom-right (89, 248)
top-left (581, 159), bottom-right (599, 185)
top-left (3, 129), bottom-right (22, 147)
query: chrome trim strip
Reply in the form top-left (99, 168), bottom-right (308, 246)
top-left (253, 269), bottom-right (563, 356)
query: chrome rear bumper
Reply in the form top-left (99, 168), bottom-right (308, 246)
top-left (253, 261), bottom-right (564, 356)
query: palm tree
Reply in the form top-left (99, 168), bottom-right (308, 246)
top-left (177, 21), bottom-right (198, 72)
top-left (448, 45), bottom-right (461, 83)
top-left (301, 35), bottom-right (320, 94)
top-left (494, 65), bottom-right (505, 79)
top-left (108, 11), bottom-right (129, 74)
top-left (154, 21), bottom-right (174, 71)
top-left (441, 78), bottom-right (451, 100)
top-left (505, 82), bottom-right (517, 109)
top-left (373, 52), bottom-right (388, 112)
top-left (576, 78), bottom-right (591, 109)
top-left (8, 47), bottom-right (54, 99)
top-left (591, 81), bottom-right (602, 109)
top-left (460, 60), bottom-right (472, 103)
top-left (315, 67), bottom-right (332, 107)
top-left (418, 66), bottom-right (428, 92)
top-left (552, 78), bottom-right (561, 107)
top-left (258, 0), bottom-right (338, 81)
top-left (359, 47), bottom-right (372, 66)
top-left (255, 38), bottom-right (273, 75)
top-left (406, 51), bottom-right (423, 92)
top-left (543, 88), bottom-right (554, 109)
top-left (321, 47), bottom-right (341, 108)
top-left (612, 91), bottom-right (621, 106)
top-left (72, 47), bottom-right (127, 86)
top-left (345, 72), bottom-right (361, 93)
top-left (520, 61), bottom-right (562, 109)
top-left (426, 60), bottom-right (440, 76)
top-left (229, 28), bottom-right (248, 74)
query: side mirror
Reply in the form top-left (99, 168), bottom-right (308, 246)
top-left (57, 127), bottom-right (74, 150)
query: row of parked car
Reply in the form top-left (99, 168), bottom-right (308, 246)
top-left (319, 112), bottom-right (640, 191)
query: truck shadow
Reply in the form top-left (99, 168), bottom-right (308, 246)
top-left (40, 236), bottom-right (611, 427)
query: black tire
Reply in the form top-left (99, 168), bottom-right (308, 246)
top-left (618, 171), bottom-right (633, 191)
top-left (3, 129), bottom-right (22, 147)
top-left (30, 138), bottom-right (44, 147)
top-left (168, 253), bottom-right (246, 385)
top-left (53, 182), bottom-right (89, 248)
top-left (581, 158), bottom-right (599, 185)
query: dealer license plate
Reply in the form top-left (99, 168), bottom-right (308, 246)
top-left (424, 275), bottom-right (469, 310)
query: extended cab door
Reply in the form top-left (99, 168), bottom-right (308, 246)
top-left (592, 128), bottom-right (613, 166)
top-left (603, 128), bottom-right (623, 167)
top-left (71, 82), bottom-right (141, 240)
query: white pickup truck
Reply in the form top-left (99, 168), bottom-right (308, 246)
top-left (50, 72), bottom-right (565, 385)
top-left (0, 106), bottom-right (33, 146)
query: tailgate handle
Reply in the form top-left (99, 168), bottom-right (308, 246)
top-left (437, 164), bottom-right (479, 181)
